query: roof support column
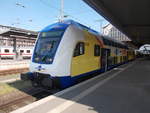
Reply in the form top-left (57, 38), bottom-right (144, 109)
top-left (13, 38), bottom-right (18, 60)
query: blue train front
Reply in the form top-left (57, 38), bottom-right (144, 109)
top-left (21, 20), bottom-right (135, 89)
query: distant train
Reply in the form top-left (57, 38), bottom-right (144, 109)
top-left (138, 44), bottom-right (150, 56)
top-left (21, 20), bottom-right (135, 89)
top-left (0, 46), bottom-right (33, 59)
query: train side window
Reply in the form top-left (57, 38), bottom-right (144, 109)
top-left (27, 50), bottom-right (30, 53)
top-left (4, 49), bottom-right (9, 53)
top-left (73, 42), bottom-right (85, 57)
top-left (20, 50), bottom-right (24, 53)
top-left (94, 45), bottom-right (100, 56)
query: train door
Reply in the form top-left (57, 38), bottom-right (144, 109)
top-left (101, 48), bottom-right (110, 71)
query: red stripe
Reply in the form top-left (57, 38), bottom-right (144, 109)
top-left (0, 54), bottom-right (15, 55)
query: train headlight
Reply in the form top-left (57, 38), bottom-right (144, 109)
top-left (35, 57), bottom-right (39, 61)
top-left (47, 58), bottom-right (53, 62)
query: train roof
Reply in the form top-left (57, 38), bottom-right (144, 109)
top-left (41, 20), bottom-right (128, 48)
top-left (41, 20), bottom-right (100, 35)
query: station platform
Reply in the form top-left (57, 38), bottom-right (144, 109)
top-left (12, 58), bottom-right (150, 113)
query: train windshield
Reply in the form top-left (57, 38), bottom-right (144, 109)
top-left (33, 30), bottom-right (65, 64)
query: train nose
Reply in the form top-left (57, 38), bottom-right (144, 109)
top-left (31, 73), bottom-right (53, 89)
top-left (21, 72), bottom-right (54, 89)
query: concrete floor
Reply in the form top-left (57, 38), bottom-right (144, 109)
top-left (63, 58), bottom-right (150, 113)
top-left (12, 58), bottom-right (150, 113)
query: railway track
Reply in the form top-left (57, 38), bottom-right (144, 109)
top-left (0, 88), bottom-right (60, 112)
top-left (0, 68), bottom-right (29, 76)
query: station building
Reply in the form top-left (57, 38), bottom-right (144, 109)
top-left (0, 25), bottom-right (37, 47)
top-left (0, 25), bottom-right (37, 59)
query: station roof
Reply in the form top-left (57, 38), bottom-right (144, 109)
top-left (0, 25), bottom-right (38, 40)
top-left (83, 0), bottom-right (150, 47)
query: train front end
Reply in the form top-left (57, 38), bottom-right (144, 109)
top-left (21, 22), bottom-right (71, 89)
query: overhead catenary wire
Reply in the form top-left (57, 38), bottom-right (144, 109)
top-left (13, 0), bottom-right (103, 32)
top-left (38, 0), bottom-right (92, 27)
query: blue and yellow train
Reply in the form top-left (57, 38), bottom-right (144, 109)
top-left (21, 20), bottom-right (135, 89)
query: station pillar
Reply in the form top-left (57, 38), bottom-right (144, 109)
top-left (13, 38), bottom-right (18, 60)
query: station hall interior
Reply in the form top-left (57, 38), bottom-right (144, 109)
top-left (0, 0), bottom-right (150, 113)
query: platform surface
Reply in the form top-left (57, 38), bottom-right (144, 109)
top-left (12, 58), bottom-right (150, 113)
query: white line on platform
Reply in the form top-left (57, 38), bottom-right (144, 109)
top-left (48, 62), bottom-right (135, 113)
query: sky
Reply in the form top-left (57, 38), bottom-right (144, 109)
top-left (0, 0), bottom-right (109, 32)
